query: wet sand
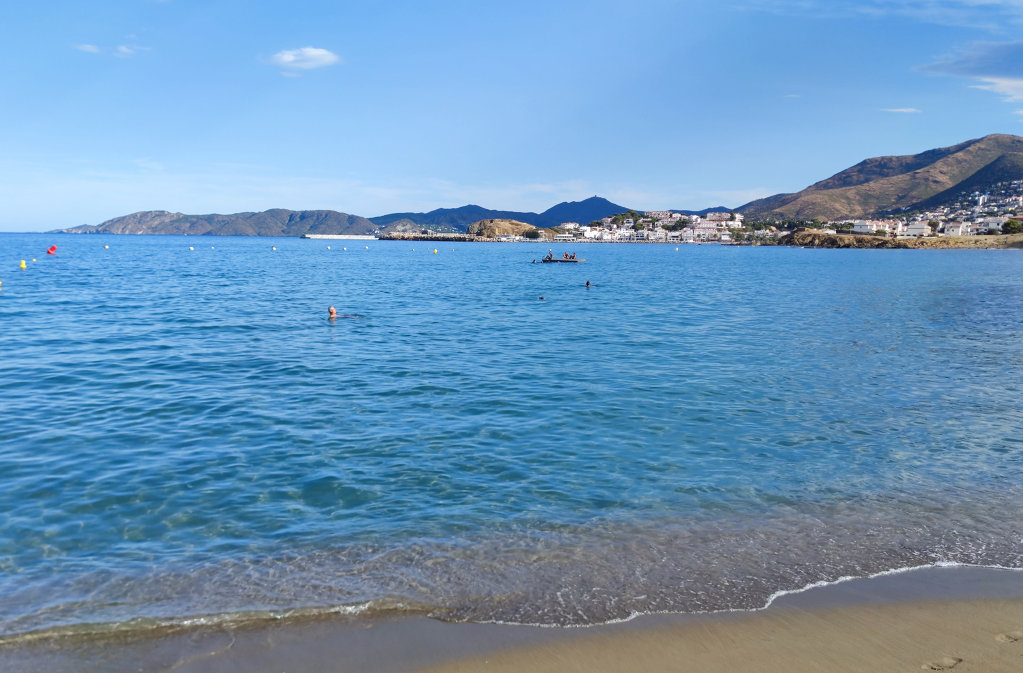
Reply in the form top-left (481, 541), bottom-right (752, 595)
top-left (4, 566), bottom-right (1022, 673)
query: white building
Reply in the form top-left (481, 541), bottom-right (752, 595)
top-left (903, 222), bottom-right (931, 237)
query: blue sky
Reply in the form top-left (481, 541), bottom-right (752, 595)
top-left (2, 0), bottom-right (1023, 231)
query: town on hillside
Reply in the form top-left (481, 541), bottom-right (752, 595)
top-left (484, 180), bottom-right (1023, 244)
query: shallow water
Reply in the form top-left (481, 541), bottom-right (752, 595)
top-left (1, 234), bottom-right (1021, 639)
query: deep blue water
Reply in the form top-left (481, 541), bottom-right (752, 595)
top-left (1, 233), bottom-right (1022, 638)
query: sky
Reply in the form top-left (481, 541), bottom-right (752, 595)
top-left (2, 0), bottom-right (1023, 231)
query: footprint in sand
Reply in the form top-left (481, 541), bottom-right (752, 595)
top-left (922, 656), bottom-right (962, 671)
top-left (995, 630), bottom-right (1022, 643)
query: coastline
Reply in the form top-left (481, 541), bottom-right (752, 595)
top-left (779, 229), bottom-right (1023, 249)
top-left (5, 565), bottom-right (1022, 673)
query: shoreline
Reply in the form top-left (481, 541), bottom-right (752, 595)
top-left (779, 229), bottom-right (1023, 249)
top-left (5, 565), bottom-right (1022, 673)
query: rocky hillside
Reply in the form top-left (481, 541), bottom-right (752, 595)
top-left (741, 134), bottom-right (1023, 220)
top-left (465, 219), bottom-right (536, 237)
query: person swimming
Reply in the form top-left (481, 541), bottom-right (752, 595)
top-left (328, 306), bottom-right (363, 320)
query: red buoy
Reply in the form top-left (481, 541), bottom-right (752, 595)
top-left (47, 245), bottom-right (57, 255)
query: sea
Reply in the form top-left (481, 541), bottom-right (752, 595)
top-left (1, 233), bottom-right (1022, 645)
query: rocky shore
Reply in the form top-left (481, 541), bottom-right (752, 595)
top-left (779, 228), bottom-right (1023, 249)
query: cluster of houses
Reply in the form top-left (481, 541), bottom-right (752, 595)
top-left (839, 181), bottom-right (1021, 237)
top-left (497, 211), bottom-right (766, 243)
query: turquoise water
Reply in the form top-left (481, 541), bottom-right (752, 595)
top-left (1, 233), bottom-right (1022, 638)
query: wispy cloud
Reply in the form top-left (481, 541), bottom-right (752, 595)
top-left (971, 76), bottom-right (1023, 102)
top-left (270, 47), bottom-right (340, 71)
top-left (783, 93), bottom-right (801, 98)
top-left (925, 41), bottom-right (1023, 78)
top-left (133, 158), bottom-right (165, 172)
top-left (924, 41), bottom-right (1023, 105)
top-left (742, 1), bottom-right (1023, 31)
top-left (882, 107), bottom-right (922, 113)
top-left (74, 42), bottom-right (147, 58)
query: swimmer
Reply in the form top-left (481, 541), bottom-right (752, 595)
top-left (585, 280), bottom-right (591, 288)
top-left (328, 305), bottom-right (363, 320)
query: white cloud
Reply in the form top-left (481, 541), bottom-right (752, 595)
top-left (923, 42), bottom-right (1023, 109)
top-left (970, 76), bottom-right (1023, 101)
top-left (75, 43), bottom-right (148, 58)
top-left (882, 107), bottom-right (922, 113)
top-left (270, 47), bottom-right (340, 70)
top-left (783, 93), bottom-right (801, 98)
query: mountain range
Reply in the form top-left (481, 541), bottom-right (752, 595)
top-left (55, 134), bottom-right (1023, 236)
top-left (58, 197), bottom-right (652, 237)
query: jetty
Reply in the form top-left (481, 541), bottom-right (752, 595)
top-left (302, 234), bottom-right (377, 240)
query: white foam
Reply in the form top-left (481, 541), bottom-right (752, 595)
top-left (477, 562), bottom-right (1023, 629)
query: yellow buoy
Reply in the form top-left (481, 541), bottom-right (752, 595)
top-left (327, 246), bottom-right (331, 250)
top-left (20, 260), bottom-right (27, 269)
top-left (104, 244), bottom-right (110, 249)
top-left (343, 247), bottom-right (347, 251)
top-left (272, 246), bottom-right (277, 251)
top-left (189, 246), bottom-right (194, 251)
top-left (31, 258), bottom-right (36, 262)
top-left (675, 247), bottom-right (679, 251)
top-left (433, 249), bottom-right (438, 254)
top-left (365, 246), bottom-right (369, 249)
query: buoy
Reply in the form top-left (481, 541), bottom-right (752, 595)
top-left (31, 258), bottom-right (36, 262)
top-left (433, 249), bottom-right (438, 254)
top-left (365, 246), bottom-right (369, 249)
top-left (272, 246), bottom-right (277, 251)
top-left (189, 246), bottom-right (194, 251)
top-left (19, 260), bottom-right (27, 270)
top-left (104, 244), bottom-right (109, 249)
top-left (47, 245), bottom-right (57, 255)
top-left (675, 247), bottom-right (679, 251)
top-left (343, 247), bottom-right (347, 251)
top-left (327, 246), bottom-right (331, 250)
top-left (211, 246), bottom-right (215, 250)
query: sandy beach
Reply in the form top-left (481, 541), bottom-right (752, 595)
top-left (4, 566), bottom-right (1021, 673)
top-left (420, 597), bottom-right (1023, 673)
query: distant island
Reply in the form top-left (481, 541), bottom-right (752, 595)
top-left (52, 134), bottom-right (1023, 248)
